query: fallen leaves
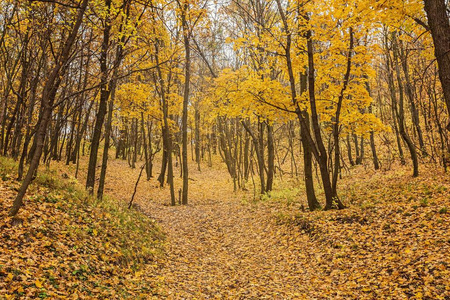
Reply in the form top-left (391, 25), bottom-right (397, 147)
top-left (115, 158), bottom-right (448, 299)
top-left (273, 165), bottom-right (450, 299)
top-left (2, 155), bottom-right (450, 299)
top-left (0, 157), bottom-right (164, 299)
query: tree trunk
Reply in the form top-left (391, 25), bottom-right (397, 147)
top-left (306, 28), bottom-right (344, 210)
top-left (266, 124), bottom-right (274, 192)
top-left (97, 82), bottom-right (116, 200)
top-left (180, 1), bottom-right (190, 205)
top-left (423, 0), bottom-right (450, 130)
top-left (399, 40), bottom-right (426, 155)
top-left (153, 34), bottom-right (176, 205)
top-left (140, 113), bottom-right (150, 180)
top-left (392, 32), bottom-right (419, 177)
top-left (158, 126), bottom-right (168, 187)
top-left (86, 0), bottom-right (112, 193)
top-left (195, 107), bottom-right (201, 171)
top-left (346, 134), bottom-right (355, 166)
top-left (332, 27), bottom-right (353, 196)
top-left (275, 0), bottom-right (321, 210)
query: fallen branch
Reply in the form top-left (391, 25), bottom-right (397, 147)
top-left (129, 164), bottom-right (146, 209)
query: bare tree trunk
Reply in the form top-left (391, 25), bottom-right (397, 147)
top-left (18, 72), bottom-right (39, 180)
top-left (346, 134), bottom-right (355, 166)
top-left (399, 41), bottom-right (426, 155)
top-left (141, 113), bottom-right (150, 180)
top-left (392, 32), bottom-right (419, 177)
top-left (158, 126), bottom-right (168, 187)
top-left (97, 83), bottom-right (116, 200)
top-left (384, 32), bottom-right (406, 166)
top-left (332, 27), bottom-right (353, 196)
top-left (180, 1), bottom-right (190, 205)
top-left (423, 0), bottom-right (450, 130)
top-left (266, 124), bottom-right (274, 192)
top-left (364, 78), bottom-right (380, 170)
top-left (195, 107), bottom-right (201, 171)
top-left (241, 120), bottom-right (265, 194)
top-left (368, 104), bottom-right (380, 170)
top-left (86, 0), bottom-right (112, 193)
top-left (356, 136), bottom-right (364, 165)
top-left (306, 28), bottom-right (344, 210)
top-left (153, 34), bottom-right (176, 205)
top-left (275, 0), bottom-right (321, 210)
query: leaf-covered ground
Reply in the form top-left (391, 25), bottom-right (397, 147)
top-left (0, 157), bottom-right (164, 299)
top-left (85, 158), bottom-right (450, 299)
top-left (2, 155), bottom-right (450, 299)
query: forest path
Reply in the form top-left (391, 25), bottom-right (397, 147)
top-left (99, 159), bottom-right (318, 299)
top-left (65, 158), bottom-right (450, 299)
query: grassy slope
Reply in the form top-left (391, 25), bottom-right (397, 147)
top-left (0, 157), bottom-right (165, 299)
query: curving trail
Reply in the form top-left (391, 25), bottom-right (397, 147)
top-left (101, 159), bottom-right (320, 299)
top-left (87, 159), bottom-right (450, 299)
top-left (147, 197), bottom-right (316, 299)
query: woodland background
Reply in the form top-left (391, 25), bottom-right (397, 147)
top-left (0, 0), bottom-right (450, 298)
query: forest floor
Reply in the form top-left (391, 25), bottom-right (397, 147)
top-left (2, 155), bottom-right (450, 299)
top-left (73, 156), bottom-right (450, 299)
top-left (0, 157), bottom-right (165, 299)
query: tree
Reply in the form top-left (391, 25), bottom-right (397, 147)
top-left (423, 0), bottom-right (450, 130)
top-left (9, 0), bottom-right (89, 216)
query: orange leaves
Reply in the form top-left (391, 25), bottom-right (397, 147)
top-left (34, 279), bottom-right (43, 289)
top-left (2, 148), bottom-right (447, 298)
top-left (0, 157), bottom-right (163, 298)
top-left (86, 148), bottom-right (449, 298)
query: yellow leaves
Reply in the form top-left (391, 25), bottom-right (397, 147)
top-left (116, 82), bottom-right (160, 121)
top-left (16, 285), bottom-right (24, 294)
top-left (35, 279), bottom-right (43, 288)
top-left (134, 270), bottom-right (144, 278)
top-left (209, 67), bottom-right (294, 123)
top-left (0, 156), bottom-right (164, 298)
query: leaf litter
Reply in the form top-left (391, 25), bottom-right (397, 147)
top-left (1, 156), bottom-right (449, 299)
top-left (82, 159), bottom-right (449, 299)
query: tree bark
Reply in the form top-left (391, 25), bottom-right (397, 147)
top-left (423, 0), bottom-right (450, 130)
top-left (392, 32), bottom-right (419, 177)
top-left (332, 27), bottom-right (353, 196)
top-left (180, 1), bottom-right (190, 205)
top-left (306, 28), bottom-right (344, 210)
top-left (97, 83), bottom-right (116, 200)
top-left (86, 0), bottom-right (112, 193)
top-left (154, 35), bottom-right (176, 205)
top-left (266, 124), bottom-right (274, 192)
top-left (275, 0), bottom-right (321, 210)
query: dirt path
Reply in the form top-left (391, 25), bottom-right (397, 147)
top-left (97, 159), bottom-right (319, 299)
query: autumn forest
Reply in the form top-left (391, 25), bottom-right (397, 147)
top-left (1, 0), bottom-right (450, 298)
